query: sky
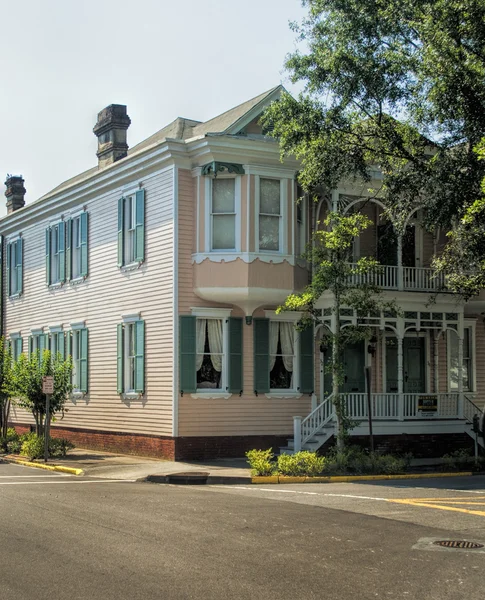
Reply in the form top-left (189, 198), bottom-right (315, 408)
top-left (0, 0), bottom-right (306, 216)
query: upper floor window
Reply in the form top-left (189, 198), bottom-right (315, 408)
top-left (7, 238), bottom-right (23, 297)
top-left (46, 222), bottom-right (65, 286)
top-left (259, 178), bottom-right (281, 252)
top-left (66, 212), bottom-right (88, 280)
top-left (211, 179), bottom-right (236, 250)
top-left (118, 190), bottom-right (145, 267)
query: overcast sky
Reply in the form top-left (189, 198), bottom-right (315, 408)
top-left (0, 0), bottom-right (305, 216)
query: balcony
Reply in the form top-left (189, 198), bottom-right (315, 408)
top-left (348, 264), bottom-right (447, 293)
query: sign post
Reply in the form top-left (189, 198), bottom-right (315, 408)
top-left (42, 376), bottom-right (54, 463)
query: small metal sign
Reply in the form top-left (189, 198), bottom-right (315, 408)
top-left (418, 395), bottom-right (437, 415)
top-left (42, 376), bottom-right (54, 394)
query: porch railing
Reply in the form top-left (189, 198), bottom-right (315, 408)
top-left (348, 264), bottom-right (446, 292)
top-left (342, 392), bottom-right (460, 420)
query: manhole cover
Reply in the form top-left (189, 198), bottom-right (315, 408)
top-left (433, 540), bottom-right (484, 549)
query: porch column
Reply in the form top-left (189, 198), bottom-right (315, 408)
top-left (397, 320), bottom-right (405, 421)
top-left (434, 333), bottom-right (440, 394)
top-left (397, 234), bottom-right (404, 291)
top-left (457, 315), bottom-right (465, 419)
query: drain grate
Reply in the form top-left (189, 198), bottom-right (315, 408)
top-left (433, 540), bottom-right (484, 549)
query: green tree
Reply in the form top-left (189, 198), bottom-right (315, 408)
top-left (263, 0), bottom-right (485, 240)
top-left (13, 350), bottom-right (72, 436)
top-left (0, 339), bottom-right (15, 440)
top-left (280, 211), bottom-right (396, 448)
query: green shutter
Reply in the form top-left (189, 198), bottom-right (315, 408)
top-left (80, 328), bottom-right (88, 393)
top-left (117, 323), bottom-right (124, 393)
top-left (253, 318), bottom-right (270, 394)
top-left (228, 317), bottom-right (243, 394)
top-left (134, 320), bottom-right (145, 393)
top-left (45, 228), bottom-right (51, 285)
top-left (58, 221), bottom-right (66, 282)
top-left (80, 211), bottom-right (88, 277)
top-left (6, 242), bottom-right (10, 297)
top-left (134, 189), bottom-right (145, 263)
top-left (299, 326), bottom-right (314, 394)
top-left (15, 337), bottom-right (22, 360)
top-left (57, 332), bottom-right (65, 360)
top-left (28, 335), bottom-right (33, 357)
top-left (118, 197), bottom-right (124, 267)
top-left (66, 330), bottom-right (72, 359)
top-left (179, 316), bottom-right (197, 394)
top-left (65, 218), bottom-right (72, 281)
top-left (17, 238), bottom-right (23, 295)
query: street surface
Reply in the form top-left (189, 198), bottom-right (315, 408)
top-left (0, 462), bottom-right (484, 599)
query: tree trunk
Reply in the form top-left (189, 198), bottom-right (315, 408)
top-left (1, 400), bottom-right (11, 438)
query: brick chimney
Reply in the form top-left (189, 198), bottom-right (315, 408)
top-left (5, 175), bottom-right (26, 214)
top-left (93, 104), bottom-right (131, 169)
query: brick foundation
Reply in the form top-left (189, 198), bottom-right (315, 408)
top-left (174, 435), bottom-right (289, 461)
top-left (349, 433), bottom-right (475, 458)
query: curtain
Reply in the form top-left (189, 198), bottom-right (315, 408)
top-left (269, 322), bottom-right (280, 370)
top-left (207, 319), bottom-right (223, 372)
top-left (280, 322), bottom-right (294, 372)
top-left (196, 319), bottom-right (206, 371)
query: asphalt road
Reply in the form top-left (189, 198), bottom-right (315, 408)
top-left (1, 463), bottom-right (485, 600)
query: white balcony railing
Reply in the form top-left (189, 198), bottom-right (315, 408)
top-left (349, 264), bottom-right (446, 292)
top-left (342, 392), bottom-right (460, 420)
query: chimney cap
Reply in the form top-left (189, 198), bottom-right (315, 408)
top-left (93, 104), bottom-right (131, 137)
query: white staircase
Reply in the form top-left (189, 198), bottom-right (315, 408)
top-left (279, 394), bottom-right (335, 455)
top-left (464, 395), bottom-right (485, 450)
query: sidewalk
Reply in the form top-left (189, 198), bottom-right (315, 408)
top-left (4, 448), bottom-right (252, 483)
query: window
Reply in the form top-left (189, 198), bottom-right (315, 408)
top-left (46, 222), bottom-right (65, 285)
top-left (118, 190), bottom-right (145, 267)
top-left (270, 322), bottom-right (295, 389)
top-left (10, 336), bottom-right (22, 362)
top-left (259, 178), bottom-right (281, 251)
top-left (29, 331), bottom-right (48, 364)
top-left (253, 316), bottom-right (314, 396)
top-left (211, 179), bottom-right (236, 250)
top-left (69, 328), bottom-right (88, 393)
top-left (7, 238), bottom-right (23, 297)
top-left (179, 311), bottom-right (243, 396)
top-left (449, 326), bottom-right (474, 392)
top-left (196, 318), bottom-right (224, 390)
top-left (117, 319), bottom-right (145, 395)
top-left (66, 212), bottom-right (88, 281)
top-left (49, 331), bottom-right (65, 360)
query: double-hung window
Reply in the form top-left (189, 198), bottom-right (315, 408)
top-left (9, 335), bottom-right (22, 362)
top-left (117, 318), bottom-right (145, 395)
top-left (67, 326), bottom-right (88, 393)
top-left (118, 190), bottom-right (145, 267)
top-left (259, 178), bottom-right (281, 252)
top-left (179, 310), bottom-right (243, 397)
top-left (253, 314), bottom-right (314, 396)
top-left (211, 179), bottom-right (236, 250)
top-left (46, 222), bottom-right (66, 285)
top-left (448, 325), bottom-right (474, 392)
top-left (29, 330), bottom-right (48, 364)
top-left (66, 212), bottom-right (88, 281)
top-left (49, 331), bottom-right (65, 360)
top-left (6, 237), bottom-right (23, 297)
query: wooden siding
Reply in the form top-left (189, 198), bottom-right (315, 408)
top-left (7, 167), bottom-right (175, 436)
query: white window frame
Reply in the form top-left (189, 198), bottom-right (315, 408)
top-left (264, 310), bottom-right (303, 398)
top-left (8, 236), bottom-right (21, 297)
top-left (121, 313), bottom-right (141, 398)
top-left (256, 176), bottom-right (287, 254)
top-left (210, 177), bottom-right (238, 251)
top-left (71, 214), bottom-right (82, 280)
top-left (123, 194), bottom-right (136, 266)
top-left (49, 222), bottom-right (63, 284)
top-left (10, 332), bottom-right (21, 362)
top-left (30, 328), bottom-right (43, 356)
top-left (190, 307), bottom-right (232, 399)
top-left (447, 321), bottom-right (476, 393)
top-left (205, 176), bottom-right (241, 254)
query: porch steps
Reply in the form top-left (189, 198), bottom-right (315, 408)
top-left (279, 427), bottom-right (334, 455)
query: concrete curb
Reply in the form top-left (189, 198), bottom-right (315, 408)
top-left (143, 474), bottom-right (252, 485)
top-left (252, 472), bottom-right (474, 484)
top-left (4, 457), bottom-right (84, 476)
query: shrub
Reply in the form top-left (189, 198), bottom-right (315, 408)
top-left (49, 438), bottom-right (75, 457)
top-left (441, 449), bottom-right (472, 471)
top-left (20, 434), bottom-right (75, 460)
top-left (323, 446), bottom-right (406, 475)
top-left (246, 448), bottom-right (275, 476)
top-left (277, 451), bottom-right (326, 477)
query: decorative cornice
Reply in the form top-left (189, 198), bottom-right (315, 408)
top-left (201, 161), bottom-right (245, 177)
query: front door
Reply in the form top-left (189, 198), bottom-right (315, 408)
top-left (322, 340), bottom-right (366, 396)
top-left (386, 337), bottom-right (426, 393)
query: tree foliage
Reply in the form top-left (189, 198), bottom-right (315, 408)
top-left (13, 350), bottom-right (72, 436)
top-left (0, 340), bottom-right (15, 439)
top-left (263, 0), bottom-right (485, 233)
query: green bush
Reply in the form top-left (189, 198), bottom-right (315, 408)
top-left (20, 434), bottom-right (75, 460)
top-left (441, 449), bottom-right (472, 471)
top-left (246, 448), bottom-right (275, 476)
top-left (277, 451), bottom-right (326, 477)
top-left (323, 446), bottom-right (406, 475)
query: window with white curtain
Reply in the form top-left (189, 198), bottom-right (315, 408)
top-left (259, 178), bottom-right (281, 251)
top-left (211, 179), bottom-right (236, 250)
top-left (269, 321), bottom-right (295, 389)
top-left (196, 318), bottom-right (225, 390)
top-left (449, 326), bottom-right (473, 392)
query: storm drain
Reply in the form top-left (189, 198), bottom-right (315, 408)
top-left (433, 540), bottom-right (484, 549)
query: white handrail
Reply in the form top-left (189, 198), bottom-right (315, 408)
top-left (295, 393), bottom-right (335, 451)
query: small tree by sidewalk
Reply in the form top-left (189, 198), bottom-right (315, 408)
top-left (0, 339), bottom-right (15, 440)
top-left (13, 350), bottom-right (73, 436)
top-left (279, 212), bottom-right (398, 449)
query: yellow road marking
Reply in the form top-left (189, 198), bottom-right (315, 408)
top-left (389, 498), bottom-right (485, 517)
top-left (403, 496), bottom-right (485, 502)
